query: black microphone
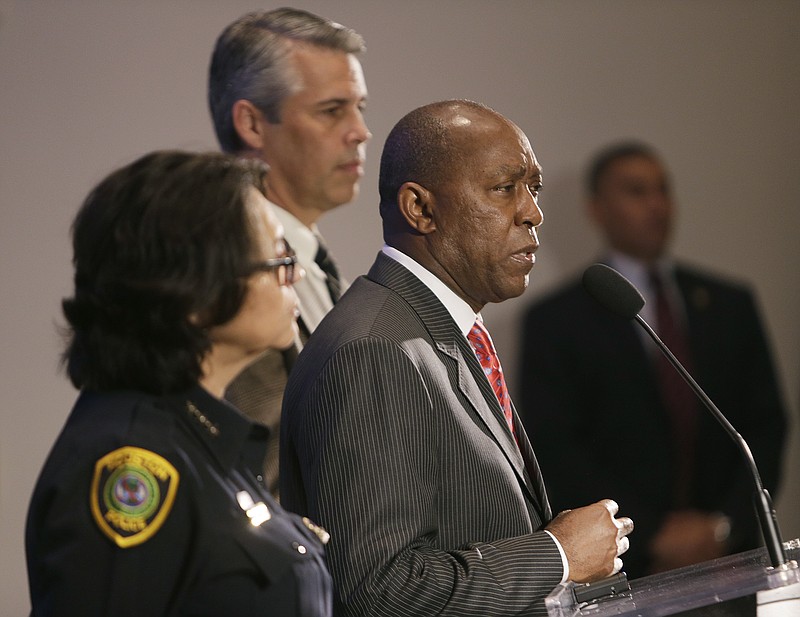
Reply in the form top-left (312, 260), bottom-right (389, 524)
top-left (582, 262), bottom-right (789, 569)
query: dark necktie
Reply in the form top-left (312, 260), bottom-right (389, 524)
top-left (314, 240), bottom-right (342, 304)
top-left (468, 320), bottom-right (516, 439)
top-left (651, 270), bottom-right (698, 506)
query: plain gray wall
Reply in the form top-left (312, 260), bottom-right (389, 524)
top-left (1, 1), bottom-right (798, 612)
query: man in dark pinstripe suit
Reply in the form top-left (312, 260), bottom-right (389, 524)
top-left (281, 100), bottom-right (633, 616)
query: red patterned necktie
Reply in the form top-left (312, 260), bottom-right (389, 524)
top-left (468, 320), bottom-right (516, 438)
top-left (651, 270), bottom-right (698, 506)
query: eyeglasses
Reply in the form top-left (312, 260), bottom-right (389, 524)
top-left (245, 252), bottom-right (300, 287)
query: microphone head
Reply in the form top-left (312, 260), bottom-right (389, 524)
top-left (582, 263), bottom-right (645, 320)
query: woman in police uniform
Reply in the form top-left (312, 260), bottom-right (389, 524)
top-left (25, 151), bottom-right (331, 616)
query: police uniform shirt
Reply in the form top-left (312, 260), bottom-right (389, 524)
top-left (26, 384), bottom-right (332, 617)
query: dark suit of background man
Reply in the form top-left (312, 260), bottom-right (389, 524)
top-left (518, 141), bottom-right (788, 578)
top-left (281, 100), bottom-right (634, 617)
top-left (208, 8), bottom-right (371, 495)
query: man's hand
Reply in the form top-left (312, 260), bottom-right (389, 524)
top-left (545, 499), bottom-right (633, 583)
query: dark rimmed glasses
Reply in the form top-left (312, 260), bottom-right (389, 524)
top-left (245, 251), bottom-right (300, 287)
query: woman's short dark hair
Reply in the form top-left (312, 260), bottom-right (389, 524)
top-left (62, 150), bottom-right (268, 394)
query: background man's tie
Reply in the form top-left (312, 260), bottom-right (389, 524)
top-left (651, 269), bottom-right (698, 506)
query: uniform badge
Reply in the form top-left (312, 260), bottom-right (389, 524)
top-left (90, 446), bottom-right (179, 548)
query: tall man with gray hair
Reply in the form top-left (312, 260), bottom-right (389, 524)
top-left (208, 8), bottom-right (371, 494)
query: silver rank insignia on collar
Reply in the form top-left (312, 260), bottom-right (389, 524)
top-left (185, 400), bottom-right (220, 437)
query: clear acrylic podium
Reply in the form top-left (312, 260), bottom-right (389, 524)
top-left (546, 539), bottom-right (800, 616)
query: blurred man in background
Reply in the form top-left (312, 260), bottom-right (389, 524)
top-left (518, 141), bottom-right (788, 576)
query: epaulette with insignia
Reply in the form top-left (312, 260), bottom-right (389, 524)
top-left (302, 516), bottom-right (330, 545)
top-left (90, 446), bottom-right (179, 548)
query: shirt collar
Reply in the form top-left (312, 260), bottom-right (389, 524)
top-left (271, 204), bottom-right (338, 327)
top-left (272, 206), bottom-right (321, 267)
top-left (382, 245), bottom-right (478, 336)
top-left (605, 251), bottom-right (675, 293)
top-left (605, 251), bottom-right (652, 296)
top-left (605, 250), bottom-right (678, 331)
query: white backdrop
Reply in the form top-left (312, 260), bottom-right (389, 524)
top-left (2, 1), bottom-right (798, 612)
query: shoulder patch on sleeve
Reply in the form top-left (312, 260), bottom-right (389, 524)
top-left (90, 446), bottom-right (179, 548)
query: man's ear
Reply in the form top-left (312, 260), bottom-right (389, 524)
top-left (231, 99), bottom-right (267, 151)
top-left (397, 182), bottom-right (437, 234)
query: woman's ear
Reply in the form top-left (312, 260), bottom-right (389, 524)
top-left (397, 182), bottom-right (437, 235)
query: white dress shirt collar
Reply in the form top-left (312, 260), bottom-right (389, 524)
top-left (605, 250), bottom-right (683, 349)
top-left (272, 207), bottom-right (319, 266)
top-left (382, 245), bottom-right (478, 336)
top-left (606, 251), bottom-right (677, 305)
top-left (272, 206), bottom-right (336, 331)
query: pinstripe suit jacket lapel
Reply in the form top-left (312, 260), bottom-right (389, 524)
top-left (368, 253), bottom-right (551, 522)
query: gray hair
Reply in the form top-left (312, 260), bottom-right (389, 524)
top-left (208, 7), bottom-right (366, 153)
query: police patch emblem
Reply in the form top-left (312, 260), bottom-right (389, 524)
top-left (90, 446), bottom-right (179, 548)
